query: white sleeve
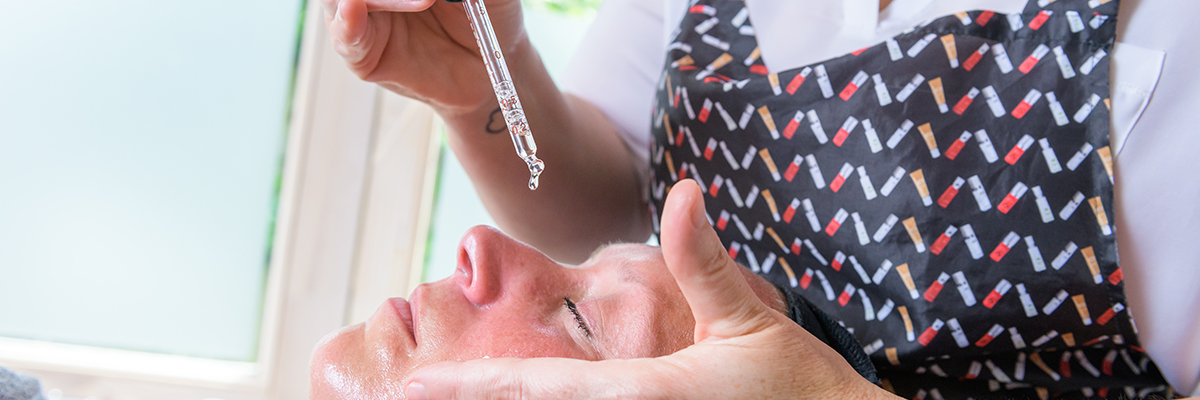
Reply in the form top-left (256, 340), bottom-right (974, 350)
top-left (561, 0), bottom-right (668, 193)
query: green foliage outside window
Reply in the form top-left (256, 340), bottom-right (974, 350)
top-left (525, 0), bottom-right (601, 16)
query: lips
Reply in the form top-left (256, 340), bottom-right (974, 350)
top-left (389, 297), bottom-right (416, 344)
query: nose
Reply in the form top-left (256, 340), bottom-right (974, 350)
top-left (455, 225), bottom-right (555, 306)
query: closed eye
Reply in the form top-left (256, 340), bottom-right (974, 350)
top-left (562, 297), bottom-right (593, 339)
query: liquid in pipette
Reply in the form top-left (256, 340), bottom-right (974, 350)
top-left (460, 0), bottom-right (545, 190)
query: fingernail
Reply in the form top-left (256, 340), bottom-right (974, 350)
top-left (406, 382), bottom-right (430, 400)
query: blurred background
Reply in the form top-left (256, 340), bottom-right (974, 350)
top-left (0, 0), bottom-right (597, 398)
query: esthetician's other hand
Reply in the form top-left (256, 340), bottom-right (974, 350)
top-left (402, 180), bottom-right (897, 400)
top-left (321, 0), bottom-right (526, 115)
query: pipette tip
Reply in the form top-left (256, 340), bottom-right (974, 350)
top-left (526, 157), bottom-right (545, 190)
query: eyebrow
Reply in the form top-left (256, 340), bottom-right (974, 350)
top-left (583, 243), bottom-right (647, 287)
top-left (616, 256), bottom-right (644, 287)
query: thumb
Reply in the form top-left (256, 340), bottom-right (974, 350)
top-left (660, 179), bottom-right (775, 342)
top-left (404, 357), bottom-right (674, 400)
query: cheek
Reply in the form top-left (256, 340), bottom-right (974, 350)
top-left (438, 316), bottom-right (588, 361)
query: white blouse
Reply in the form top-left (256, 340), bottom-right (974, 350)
top-left (562, 0), bottom-right (1200, 394)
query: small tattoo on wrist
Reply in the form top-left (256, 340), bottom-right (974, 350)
top-left (486, 107), bottom-right (507, 134)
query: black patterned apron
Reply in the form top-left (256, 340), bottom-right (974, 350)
top-left (648, 0), bottom-right (1178, 398)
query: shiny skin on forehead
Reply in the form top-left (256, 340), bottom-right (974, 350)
top-left (575, 243), bottom-right (696, 359)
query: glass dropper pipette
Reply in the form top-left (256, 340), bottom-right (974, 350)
top-left (454, 0), bottom-right (545, 190)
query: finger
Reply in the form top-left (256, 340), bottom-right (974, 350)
top-left (405, 358), bottom-right (675, 400)
top-left (328, 0), bottom-right (372, 62)
top-left (320, 0), bottom-right (339, 15)
top-left (362, 0), bottom-right (437, 12)
top-left (660, 179), bottom-right (775, 341)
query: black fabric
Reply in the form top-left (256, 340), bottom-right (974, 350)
top-left (647, 0), bottom-right (1176, 398)
top-left (781, 283), bottom-right (880, 385)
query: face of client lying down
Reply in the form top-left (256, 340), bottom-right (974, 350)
top-left (310, 225), bottom-right (786, 399)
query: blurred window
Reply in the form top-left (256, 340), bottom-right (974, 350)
top-left (0, 0), bottom-right (304, 363)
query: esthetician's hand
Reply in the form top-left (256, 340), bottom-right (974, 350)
top-left (402, 180), bottom-right (897, 400)
top-left (321, 0), bottom-right (527, 115)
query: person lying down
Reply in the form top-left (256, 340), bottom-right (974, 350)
top-left (309, 181), bottom-right (878, 399)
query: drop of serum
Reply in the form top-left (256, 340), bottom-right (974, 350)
top-left (526, 158), bottom-right (545, 190)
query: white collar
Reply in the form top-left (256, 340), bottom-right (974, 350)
top-left (742, 0), bottom-right (1027, 72)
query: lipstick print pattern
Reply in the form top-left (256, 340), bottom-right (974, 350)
top-left (650, 0), bottom-right (1174, 398)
